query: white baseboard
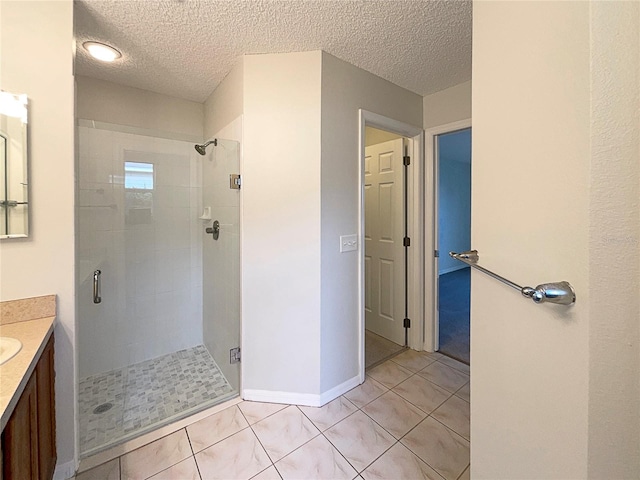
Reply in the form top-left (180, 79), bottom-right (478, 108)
top-left (54, 459), bottom-right (76, 480)
top-left (439, 264), bottom-right (469, 276)
top-left (243, 389), bottom-right (319, 406)
top-left (243, 374), bottom-right (361, 407)
top-left (319, 375), bottom-right (362, 405)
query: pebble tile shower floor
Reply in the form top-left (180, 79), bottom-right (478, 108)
top-left (78, 345), bottom-right (234, 456)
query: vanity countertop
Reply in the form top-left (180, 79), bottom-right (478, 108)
top-left (0, 295), bottom-right (56, 432)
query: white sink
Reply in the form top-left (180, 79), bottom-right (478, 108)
top-left (0, 337), bottom-right (22, 365)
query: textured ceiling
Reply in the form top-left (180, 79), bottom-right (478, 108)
top-left (75, 0), bottom-right (472, 103)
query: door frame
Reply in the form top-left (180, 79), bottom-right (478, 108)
top-left (424, 119), bottom-right (472, 353)
top-left (358, 110), bottom-right (424, 381)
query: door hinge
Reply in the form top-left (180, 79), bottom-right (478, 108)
top-left (403, 318), bottom-right (411, 328)
top-left (403, 236), bottom-right (411, 247)
top-left (403, 155), bottom-right (411, 166)
top-left (434, 250), bottom-right (439, 258)
top-left (230, 174), bottom-right (241, 190)
top-left (230, 347), bottom-right (241, 364)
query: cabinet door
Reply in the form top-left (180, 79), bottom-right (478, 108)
top-left (1, 373), bottom-right (39, 479)
top-left (36, 336), bottom-right (56, 480)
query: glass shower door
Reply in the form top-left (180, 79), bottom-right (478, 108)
top-left (77, 122), bottom-right (241, 457)
top-left (202, 138), bottom-right (241, 392)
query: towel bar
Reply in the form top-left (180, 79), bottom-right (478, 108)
top-left (449, 250), bottom-right (576, 305)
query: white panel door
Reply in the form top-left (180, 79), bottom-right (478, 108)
top-left (364, 138), bottom-right (405, 346)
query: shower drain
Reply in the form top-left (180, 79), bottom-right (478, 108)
top-left (93, 402), bottom-right (113, 414)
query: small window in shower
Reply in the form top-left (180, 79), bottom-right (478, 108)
top-left (125, 161), bottom-right (154, 189)
top-left (125, 161), bottom-right (154, 225)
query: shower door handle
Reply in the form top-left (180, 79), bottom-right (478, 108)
top-left (93, 269), bottom-right (102, 304)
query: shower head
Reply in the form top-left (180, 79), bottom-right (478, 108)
top-left (194, 139), bottom-right (217, 155)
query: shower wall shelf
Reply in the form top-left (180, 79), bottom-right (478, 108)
top-left (450, 250), bottom-right (576, 305)
top-left (199, 207), bottom-right (212, 220)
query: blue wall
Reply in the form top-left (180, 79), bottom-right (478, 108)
top-left (438, 128), bottom-right (471, 274)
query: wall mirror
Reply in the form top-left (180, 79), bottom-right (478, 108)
top-left (0, 91), bottom-right (29, 239)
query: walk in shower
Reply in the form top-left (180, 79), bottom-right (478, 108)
top-left (76, 121), bottom-right (240, 457)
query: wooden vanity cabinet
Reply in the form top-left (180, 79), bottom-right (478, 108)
top-left (1, 374), bottom-right (38, 479)
top-left (35, 335), bottom-right (56, 479)
top-left (1, 334), bottom-right (56, 480)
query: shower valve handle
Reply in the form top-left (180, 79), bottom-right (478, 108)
top-left (206, 220), bottom-right (220, 240)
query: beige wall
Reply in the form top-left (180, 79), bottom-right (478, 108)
top-left (209, 51), bottom-right (423, 402)
top-left (472, 1), bottom-right (639, 478)
top-left (423, 80), bottom-right (471, 129)
top-left (0, 1), bottom-right (76, 476)
top-left (587, 2), bottom-right (639, 477)
top-left (242, 51), bottom-right (323, 400)
top-left (76, 76), bottom-right (203, 139)
top-left (203, 58), bottom-right (243, 141)
top-left (364, 126), bottom-right (401, 147)
top-left (320, 52), bottom-right (423, 392)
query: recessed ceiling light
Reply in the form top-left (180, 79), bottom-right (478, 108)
top-left (83, 41), bottom-right (122, 62)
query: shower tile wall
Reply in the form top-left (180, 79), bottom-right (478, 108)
top-left (77, 125), bottom-right (204, 379)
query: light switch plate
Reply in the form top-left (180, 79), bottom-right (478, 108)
top-left (340, 234), bottom-right (358, 253)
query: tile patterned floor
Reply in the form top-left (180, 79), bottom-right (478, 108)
top-left (78, 345), bottom-right (235, 456)
top-left (364, 330), bottom-right (405, 369)
top-left (76, 350), bottom-right (470, 480)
